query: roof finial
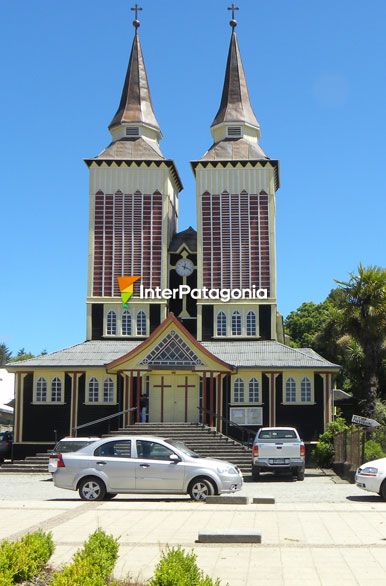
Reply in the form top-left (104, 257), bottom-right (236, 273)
top-left (228, 3), bottom-right (239, 29)
top-left (131, 3), bottom-right (142, 29)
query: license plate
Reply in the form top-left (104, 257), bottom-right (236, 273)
top-left (271, 458), bottom-right (286, 464)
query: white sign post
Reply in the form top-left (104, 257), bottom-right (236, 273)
top-left (351, 414), bottom-right (381, 428)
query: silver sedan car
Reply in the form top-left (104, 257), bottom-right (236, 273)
top-left (53, 435), bottom-right (243, 501)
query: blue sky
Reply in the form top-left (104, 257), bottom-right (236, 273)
top-left (1, 0), bottom-right (385, 355)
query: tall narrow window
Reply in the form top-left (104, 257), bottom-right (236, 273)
top-left (103, 378), bottom-right (114, 403)
top-left (51, 377), bottom-right (62, 402)
top-left (301, 377), bottom-right (312, 402)
top-left (285, 378), bottom-right (296, 403)
top-left (234, 378), bottom-right (244, 402)
top-left (217, 311), bottom-right (227, 336)
top-left (248, 378), bottom-right (259, 402)
top-left (107, 311), bottom-right (117, 335)
top-left (137, 311), bottom-right (146, 336)
top-left (122, 310), bottom-right (132, 336)
top-left (36, 377), bottom-right (47, 402)
top-left (232, 311), bottom-right (241, 336)
top-left (88, 377), bottom-right (99, 403)
top-left (246, 311), bottom-right (256, 336)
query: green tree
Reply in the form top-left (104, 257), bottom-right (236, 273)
top-left (335, 264), bottom-right (386, 417)
top-left (11, 348), bottom-right (35, 362)
top-left (284, 300), bottom-right (337, 348)
top-left (0, 343), bottom-right (12, 366)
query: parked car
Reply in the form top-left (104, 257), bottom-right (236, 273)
top-left (48, 437), bottom-right (100, 473)
top-left (0, 431), bottom-right (13, 463)
top-left (355, 457), bottom-right (386, 500)
top-left (52, 435), bottom-right (243, 501)
top-left (251, 427), bottom-right (305, 480)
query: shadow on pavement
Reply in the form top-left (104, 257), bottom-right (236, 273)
top-left (346, 495), bottom-right (384, 502)
top-left (47, 497), bottom-right (190, 503)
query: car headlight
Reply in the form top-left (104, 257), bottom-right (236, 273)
top-left (217, 465), bottom-right (238, 475)
top-left (359, 467), bottom-right (378, 477)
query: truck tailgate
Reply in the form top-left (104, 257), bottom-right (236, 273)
top-left (258, 441), bottom-right (300, 459)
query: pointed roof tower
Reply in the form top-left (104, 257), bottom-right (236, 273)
top-left (198, 5), bottom-right (268, 161)
top-left (109, 11), bottom-right (161, 136)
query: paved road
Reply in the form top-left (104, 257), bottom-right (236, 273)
top-left (0, 468), bottom-right (371, 502)
top-left (1, 470), bottom-right (386, 586)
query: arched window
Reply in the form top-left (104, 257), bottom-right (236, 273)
top-left (285, 378), bottom-right (296, 403)
top-left (51, 377), bottom-right (62, 402)
top-left (232, 311), bottom-right (241, 336)
top-left (36, 377), bottom-right (47, 402)
top-left (246, 311), bottom-right (256, 336)
top-left (234, 378), bottom-right (244, 402)
top-left (137, 311), bottom-right (146, 336)
top-left (248, 378), bottom-right (259, 402)
top-left (103, 378), bottom-right (114, 403)
top-left (107, 311), bottom-right (117, 335)
top-left (122, 310), bottom-right (132, 336)
top-left (217, 311), bottom-right (227, 336)
top-left (88, 377), bottom-right (99, 403)
top-left (301, 377), bottom-right (312, 402)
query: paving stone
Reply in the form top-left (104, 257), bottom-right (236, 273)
top-left (197, 529), bottom-right (262, 543)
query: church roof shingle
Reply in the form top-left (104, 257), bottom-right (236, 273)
top-left (6, 340), bottom-right (339, 370)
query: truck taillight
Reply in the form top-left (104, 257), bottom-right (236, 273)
top-left (300, 444), bottom-right (305, 458)
top-left (252, 445), bottom-right (259, 457)
top-left (57, 454), bottom-right (65, 468)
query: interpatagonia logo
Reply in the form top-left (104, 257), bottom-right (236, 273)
top-left (117, 276), bottom-right (141, 307)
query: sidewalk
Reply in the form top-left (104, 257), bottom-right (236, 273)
top-left (0, 472), bottom-right (386, 585)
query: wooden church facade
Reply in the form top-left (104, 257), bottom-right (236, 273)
top-left (8, 12), bottom-right (339, 458)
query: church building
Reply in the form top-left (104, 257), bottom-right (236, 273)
top-left (8, 7), bottom-right (339, 458)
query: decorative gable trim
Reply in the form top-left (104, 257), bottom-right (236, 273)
top-left (140, 330), bottom-right (204, 367)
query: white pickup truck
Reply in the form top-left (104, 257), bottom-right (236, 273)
top-left (251, 427), bottom-right (305, 481)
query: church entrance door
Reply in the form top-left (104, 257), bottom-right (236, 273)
top-left (149, 375), bottom-right (199, 423)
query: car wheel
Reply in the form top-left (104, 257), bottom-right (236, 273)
top-left (252, 466), bottom-right (260, 481)
top-left (104, 493), bottom-right (118, 500)
top-left (296, 468), bottom-right (305, 481)
top-left (189, 477), bottom-right (216, 501)
top-left (78, 477), bottom-right (106, 501)
top-left (380, 480), bottom-right (386, 501)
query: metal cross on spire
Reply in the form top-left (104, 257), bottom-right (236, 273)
top-left (228, 3), bottom-right (239, 29)
top-left (131, 3), bottom-right (142, 29)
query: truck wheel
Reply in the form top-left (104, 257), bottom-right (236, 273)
top-left (380, 480), bottom-right (386, 501)
top-left (252, 466), bottom-right (260, 481)
top-left (296, 468), bottom-right (305, 481)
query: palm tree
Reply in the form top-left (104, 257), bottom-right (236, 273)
top-left (336, 264), bottom-right (386, 417)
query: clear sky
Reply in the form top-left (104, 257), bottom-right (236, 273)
top-left (1, 0), bottom-right (385, 356)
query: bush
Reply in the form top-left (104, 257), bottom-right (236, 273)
top-left (364, 439), bottom-right (385, 462)
top-left (50, 529), bottom-right (119, 586)
top-left (312, 441), bottom-right (335, 468)
top-left (149, 546), bottom-right (220, 586)
top-left (0, 530), bottom-right (54, 584)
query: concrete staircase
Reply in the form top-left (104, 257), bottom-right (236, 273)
top-left (107, 423), bottom-right (252, 474)
top-left (0, 452), bottom-right (51, 474)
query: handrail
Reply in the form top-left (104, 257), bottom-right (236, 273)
top-left (197, 406), bottom-right (256, 447)
top-left (73, 407), bottom-right (137, 434)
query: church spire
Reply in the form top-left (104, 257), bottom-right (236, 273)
top-left (109, 5), bottom-right (161, 138)
top-left (211, 5), bottom-right (260, 135)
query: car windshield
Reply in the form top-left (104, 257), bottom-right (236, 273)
top-left (258, 430), bottom-right (297, 439)
top-left (53, 440), bottom-right (96, 453)
top-left (164, 439), bottom-right (200, 458)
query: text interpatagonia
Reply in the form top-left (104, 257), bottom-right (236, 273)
top-left (139, 285), bottom-right (268, 302)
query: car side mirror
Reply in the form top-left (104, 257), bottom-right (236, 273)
top-left (169, 454), bottom-right (180, 463)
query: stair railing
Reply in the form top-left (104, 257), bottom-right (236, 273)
top-left (73, 407), bottom-right (137, 436)
top-left (197, 406), bottom-right (255, 448)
